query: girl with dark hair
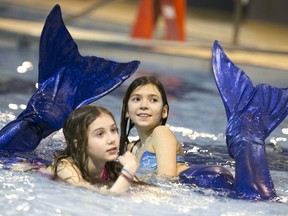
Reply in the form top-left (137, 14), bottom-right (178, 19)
top-left (48, 105), bottom-right (138, 193)
top-left (119, 41), bottom-right (288, 200)
top-left (0, 4), bottom-right (141, 195)
top-left (120, 76), bottom-right (170, 154)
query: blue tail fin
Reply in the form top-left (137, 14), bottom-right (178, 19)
top-left (0, 4), bottom-right (140, 152)
top-left (212, 40), bottom-right (288, 141)
top-left (212, 40), bottom-right (254, 121)
top-left (212, 40), bottom-right (287, 200)
top-left (33, 4), bottom-right (140, 129)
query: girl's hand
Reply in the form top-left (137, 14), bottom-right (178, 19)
top-left (109, 151), bottom-right (139, 194)
top-left (118, 151), bottom-right (139, 175)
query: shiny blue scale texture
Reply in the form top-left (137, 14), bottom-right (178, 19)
top-left (179, 41), bottom-right (288, 200)
top-left (0, 4), bottom-right (140, 152)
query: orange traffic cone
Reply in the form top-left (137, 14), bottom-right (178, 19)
top-left (161, 0), bottom-right (186, 41)
top-left (131, 0), bottom-right (186, 41)
top-left (174, 0), bottom-right (186, 41)
top-left (130, 0), bottom-right (154, 39)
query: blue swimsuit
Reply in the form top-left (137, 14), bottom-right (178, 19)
top-left (140, 151), bottom-right (185, 170)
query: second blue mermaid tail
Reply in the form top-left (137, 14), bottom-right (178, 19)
top-left (0, 4), bottom-right (140, 152)
top-left (212, 40), bottom-right (288, 155)
top-left (212, 40), bottom-right (288, 199)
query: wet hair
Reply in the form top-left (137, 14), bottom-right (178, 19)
top-left (52, 105), bottom-right (121, 183)
top-left (119, 76), bottom-right (169, 154)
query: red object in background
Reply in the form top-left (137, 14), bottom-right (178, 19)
top-left (130, 0), bottom-right (186, 41)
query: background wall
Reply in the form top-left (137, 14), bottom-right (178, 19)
top-left (187, 0), bottom-right (288, 25)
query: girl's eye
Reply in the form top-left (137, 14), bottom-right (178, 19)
top-left (131, 96), bottom-right (140, 102)
top-left (111, 127), bottom-right (118, 134)
top-left (150, 98), bottom-right (158, 102)
top-left (95, 131), bottom-right (104, 137)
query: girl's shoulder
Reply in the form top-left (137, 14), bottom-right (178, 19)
top-left (151, 125), bottom-right (178, 149)
top-left (56, 158), bottom-right (79, 170)
top-left (51, 157), bottom-right (71, 167)
top-left (51, 157), bottom-right (81, 176)
top-left (53, 158), bottom-right (84, 184)
top-left (153, 125), bottom-right (174, 136)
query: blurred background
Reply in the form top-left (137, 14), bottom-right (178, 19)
top-left (0, 0), bottom-right (287, 72)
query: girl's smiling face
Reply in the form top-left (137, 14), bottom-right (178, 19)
top-left (127, 84), bottom-right (168, 132)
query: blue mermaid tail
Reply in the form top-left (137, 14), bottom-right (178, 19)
top-left (212, 40), bottom-right (288, 157)
top-left (0, 4), bottom-right (140, 152)
top-left (212, 40), bottom-right (288, 199)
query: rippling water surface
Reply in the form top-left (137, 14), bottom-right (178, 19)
top-left (0, 43), bottom-right (287, 215)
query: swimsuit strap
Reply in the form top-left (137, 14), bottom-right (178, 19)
top-left (101, 168), bottom-right (109, 181)
top-left (130, 140), bottom-right (140, 155)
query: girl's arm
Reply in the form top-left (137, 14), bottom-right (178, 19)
top-left (109, 151), bottom-right (139, 193)
top-left (55, 153), bottom-right (138, 194)
top-left (152, 126), bottom-right (178, 176)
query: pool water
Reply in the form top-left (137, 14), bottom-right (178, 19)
top-left (0, 42), bottom-right (287, 215)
